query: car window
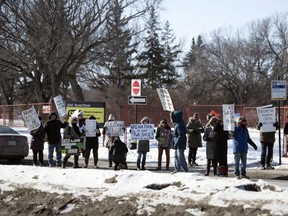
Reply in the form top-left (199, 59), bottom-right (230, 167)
top-left (0, 125), bottom-right (19, 134)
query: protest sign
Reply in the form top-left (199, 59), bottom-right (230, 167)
top-left (222, 104), bottom-right (235, 131)
top-left (85, 119), bottom-right (97, 137)
top-left (130, 124), bottom-right (155, 140)
top-left (53, 95), bottom-right (66, 117)
top-left (256, 104), bottom-right (276, 132)
top-left (156, 88), bottom-right (174, 112)
top-left (22, 106), bottom-right (41, 131)
top-left (104, 121), bottom-right (125, 137)
top-left (157, 128), bottom-right (173, 148)
top-left (61, 138), bottom-right (84, 155)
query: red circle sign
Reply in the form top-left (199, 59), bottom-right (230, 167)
top-left (132, 80), bottom-right (140, 95)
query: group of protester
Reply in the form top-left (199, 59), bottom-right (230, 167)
top-left (29, 109), bottom-right (279, 179)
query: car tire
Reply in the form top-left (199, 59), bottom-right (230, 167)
top-left (9, 157), bottom-right (24, 165)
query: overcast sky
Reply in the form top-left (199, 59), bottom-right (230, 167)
top-left (160, 0), bottom-right (288, 51)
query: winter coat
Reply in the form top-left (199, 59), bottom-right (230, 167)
top-left (233, 126), bottom-right (255, 153)
top-left (86, 124), bottom-right (101, 149)
top-left (137, 140), bottom-right (150, 152)
top-left (186, 117), bottom-right (204, 148)
top-left (203, 125), bottom-right (217, 160)
top-left (110, 139), bottom-right (128, 162)
top-left (155, 124), bottom-right (172, 148)
top-left (170, 111), bottom-right (187, 150)
top-left (213, 122), bottom-right (229, 163)
top-left (30, 125), bottom-right (46, 151)
top-left (256, 122), bottom-right (277, 143)
top-left (45, 112), bottom-right (68, 144)
top-left (103, 114), bottom-right (116, 148)
top-left (63, 124), bottom-right (81, 140)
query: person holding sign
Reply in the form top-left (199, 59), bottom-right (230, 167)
top-left (170, 111), bottom-right (188, 173)
top-left (232, 116), bottom-right (257, 179)
top-left (186, 113), bottom-right (204, 166)
top-left (45, 112), bottom-right (68, 167)
top-left (136, 116), bottom-right (151, 170)
top-left (256, 121), bottom-right (279, 170)
top-left (84, 116), bottom-right (101, 168)
top-left (30, 116), bottom-right (46, 166)
top-left (155, 119), bottom-right (172, 170)
top-left (103, 114), bottom-right (116, 167)
top-left (62, 117), bottom-right (82, 168)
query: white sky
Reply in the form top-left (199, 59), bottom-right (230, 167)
top-left (160, 0), bottom-right (288, 51)
top-left (1, 128), bottom-right (288, 214)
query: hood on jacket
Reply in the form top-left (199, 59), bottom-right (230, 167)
top-left (140, 116), bottom-right (150, 124)
top-left (89, 115), bottom-right (96, 120)
top-left (48, 112), bottom-right (58, 120)
top-left (108, 114), bottom-right (115, 122)
top-left (170, 111), bottom-right (184, 123)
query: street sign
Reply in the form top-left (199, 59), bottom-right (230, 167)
top-left (271, 80), bottom-right (287, 100)
top-left (128, 96), bottom-right (147, 105)
top-left (131, 79), bottom-right (141, 96)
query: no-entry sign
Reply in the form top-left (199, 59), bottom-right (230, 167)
top-left (131, 79), bottom-right (141, 96)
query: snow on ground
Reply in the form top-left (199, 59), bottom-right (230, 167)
top-left (1, 127), bottom-right (288, 215)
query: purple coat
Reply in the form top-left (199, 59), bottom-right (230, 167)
top-left (30, 125), bottom-right (46, 150)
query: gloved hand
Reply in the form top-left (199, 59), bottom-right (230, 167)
top-left (273, 122), bottom-right (279, 127)
top-left (257, 122), bottom-right (263, 128)
top-left (251, 143), bottom-right (257, 150)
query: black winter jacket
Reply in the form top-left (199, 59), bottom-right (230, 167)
top-left (45, 119), bottom-right (68, 144)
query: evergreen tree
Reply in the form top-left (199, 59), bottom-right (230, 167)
top-left (161, 21), bottom-right (181, 86)
top-left (89, 0), bottom-right (138, 90)
top-left (137, 6), bottom-right (165, 89)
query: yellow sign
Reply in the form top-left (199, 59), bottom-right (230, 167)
top-left (66, 102), bottom-right (105, 127)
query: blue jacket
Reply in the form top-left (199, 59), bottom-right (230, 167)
top-left (170, 111), bottom-right (187, 150)
top-left (233, 126), bottom-right (250, 153)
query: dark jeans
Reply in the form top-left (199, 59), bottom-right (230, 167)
top-left (188, 147), bottom-right (198, 164)
top-left (85, 145), bottom-right (99, 166)
top-left (261, 142), bottom-right (274, 166)
top-left (32, 150), bottom-right (44, 164)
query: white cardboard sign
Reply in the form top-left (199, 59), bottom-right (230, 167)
top-left (130, 124), bottom-right (155, 140)
top-left (222, 104), bottom-right (235, 131)
top-left (256, 104), bottom-right (276, 132)
top-left (53, 95), bottom-right (67, 117)
top-left (104, 121), bottom-right (125, 137)
top-left (22, 106), bottom-right (41, 131)
top-left (85, 119), bottom-right (97, 137)
top-left (156, 88), bottom-right (174, 112)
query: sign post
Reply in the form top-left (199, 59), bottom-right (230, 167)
top-left (271, 79), bottom-right (287, 165)
top-left (130, 80), bottom-right (145, 123)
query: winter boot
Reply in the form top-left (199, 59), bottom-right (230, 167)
top-left (73, 156), bottom-right (81, 168)
top-left (205, 161), bottom-right (210, 176)
top-left (109, 159), bottom-right (112, 167)
top-left (62, 158), bottom-right (68, 169)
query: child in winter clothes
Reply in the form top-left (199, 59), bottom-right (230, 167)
top-left (136, 116), bottom-right (151, 170)
top-left (155, 119), bottom-right (172, 170)
top-left (109, 136), bottom-right (128, 171)
top-left (30, 116), bottom-right (46, 166)
top-left (232, 116), bottom-right (257, 179)
top-left (203, 117), bottom-right (218, 176)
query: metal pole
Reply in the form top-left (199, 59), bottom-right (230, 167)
top-left (135, 105), bottom-right (138, 123)
top-left (277, 76), bottom-right (282, 165)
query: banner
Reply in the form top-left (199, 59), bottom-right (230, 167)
top-left (130, 124), bottom-right (155, 140)
top-left (85, 119), bottom-right (97, 137)
top-left (61, 138), bottom-right (84, 155)
top-left (156, 88), bottom-right (174, 112)
top-left (104, 121), bottom-right (125, 137)
top-left (22, 106), bottom-right (41, 131)
top-left (53, 95), bottom-right (67, 117)
top-left (256, 104), bottom-right (276, 132)
top-left (222, 104), bottom-right (235, 131)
